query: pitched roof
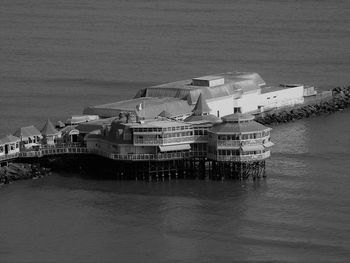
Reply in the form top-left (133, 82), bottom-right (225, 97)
top-left (13, 126), bottom-right (42, 139)
top-left (0, 135), bottom-right (20, 145)
top-left (158, 110), bottom-right (172, 118)
top-left (184, 114), bottom-right (221, 124)
top-left (209, 114), bottom-right (269, 134)
top-left (56, 121), bottom-right (65, 128)
top-left (84, 97), bottom-right (192, 119)
top-left (41, 119), bottom-right (59, 136)
top-left (209, 121), bottom-right (269, 134)
top-left (192, 94), bottom-right (211, 115)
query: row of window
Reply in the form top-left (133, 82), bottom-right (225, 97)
top-left (133, 126), bottom-right (192, 133)
top-left (0, 143), bottom-right (19, 152)
top-left (214, 149), bottom-right (266, 156)
top-left (136, 131), bottom-right (193, 140)
top-left (194, 130), bottom-right (208, 136)
top-left (192, 143), bottom-right (207, 152)
top-left (215, 131), bottom-right (270, 141)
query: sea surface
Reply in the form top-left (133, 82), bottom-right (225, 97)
top-left (1, 0), bottom-right (350, 262)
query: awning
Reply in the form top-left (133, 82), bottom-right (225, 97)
top-left (159, 144), bottom-right (191, 152)
top-left (263, 141), bottom-right (274, 148)
top-left (241, 144), bottom-right (264, 152)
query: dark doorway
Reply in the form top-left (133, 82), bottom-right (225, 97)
top-left (234, 107), bottom-right (241, 114)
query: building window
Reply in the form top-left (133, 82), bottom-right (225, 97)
top-left (234, 107), bottom-right (241, 113)
top-left (217, 110), bottom-right (220, 117)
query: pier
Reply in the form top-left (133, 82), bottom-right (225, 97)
top-left (2, 73), bottom-right (349, 182)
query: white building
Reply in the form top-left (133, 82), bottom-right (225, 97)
top-left (0, 135), bottom-right (20, 156)
top-left (84, 72), bottom-right (305, 120)
top-left (13, 125), bottom-right (43, 150)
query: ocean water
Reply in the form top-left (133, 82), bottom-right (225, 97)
top-left (1, 0), bottom-right (350, 262)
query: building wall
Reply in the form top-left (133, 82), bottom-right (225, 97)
top-left (0, 144), bottom-right (4, 156)
top-left (2, 142), bottom-right (20, 155)
top-left (207, 95), bottom-right (234, 117)
top-left (86, 136), bottom-right (157, 155)
top-left (259, 86), bottom-right (304, 110)
top-left (233, 86), bottom-right (304, 113)
top-left (234, 90), bottom-right (261, 113)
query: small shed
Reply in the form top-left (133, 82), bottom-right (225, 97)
top-left (13, 126), bottom-right (42, 149)
top-left (0, 135), bottom-right (20, 155)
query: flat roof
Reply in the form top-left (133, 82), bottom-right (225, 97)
top-left (136, 72), bottom-right (266, 104)
top-left (261, 84), bottom-right (302, 94)
top-left (193, 75), bottom-right (224, 81)
top-left (130, 119), bottom-right (192, 129)
top-left (152, 72), bottom-right (265, 90)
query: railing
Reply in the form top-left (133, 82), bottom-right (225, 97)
top-left (110, 151), bottom-right (191, 161)
top-left (207, 151), bottom-right (270, 162)
top-left (216, 137), bottom-right (269, 148)
top-left (134, 136), bottom-right (194, 146)
top-left (193, 135), bottom-right (208, 142)
top-left (0, 143), bottom-right (90, 162)
top-left (0, 153), bottom-right (20, 162)
top-left (163, 136), bottom-right (194, 144)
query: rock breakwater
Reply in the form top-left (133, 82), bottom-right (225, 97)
top-left (255, 86), bottom-right (350, 125)
top-left (0, 163), bottom-right (50, 185)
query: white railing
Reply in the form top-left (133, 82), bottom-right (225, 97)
top-left (216, 137), bottom-right (270, 148)
top-left (134, 136), bottom-right (194, 146)
top-left (0, 144), bottom-right (90, 162)
top-left (0, 153), bottom-right (20, 161)
top-left (110, 151), bottom-right (191, 161)
top-left (207, 151), bottom-right (270, 162)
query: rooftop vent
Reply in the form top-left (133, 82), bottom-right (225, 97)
top-left (192, 75), bottom-right (225, 87)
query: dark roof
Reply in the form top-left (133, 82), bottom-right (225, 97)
top-left (60, 126), bottom-right (79, 135)
top-left (83, 97), bottom-right (192, 119)
top-left (192, 94), bottom-right (210, 115)
top-left (41, 119), bottom-right (59, 136)
top-left (56, 121), bottom-right (65, 128)
top-left (0, 135), bottom-right (20, 144)
top-left (13, 126), bottom-right (42, 139)
top-left (221, 113), bottom-right (255, 123)
top-left (184, 114), bottom-right (221, 124)
top-left (158, 110), bottom-right (172, 118)
top-left (209, 121), bottom-right (269, 134)
top-left (75, 117), bottom-right (116, 134)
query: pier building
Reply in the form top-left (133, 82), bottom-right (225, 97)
top-left (1, 71), bottom-right (313, 179)
top-left (207, 114), bottom-right (273, 179)
top-left (0, 135), bottom-right (20, 156)
top-left (84, 72), bottom-right (305, 120)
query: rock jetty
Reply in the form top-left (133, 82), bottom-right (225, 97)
top-left (0, 163), bottom-right (50, 185)
top-left (255, 86), bottom-right (350, 125)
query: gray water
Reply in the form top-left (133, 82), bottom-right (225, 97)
top-left (1, 0), bottom-right (350, 262)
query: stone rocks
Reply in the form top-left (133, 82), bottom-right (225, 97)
top-left (256, 86), bottom-right (350, 125)
top-left (0, 163), bottom-right (50, 185)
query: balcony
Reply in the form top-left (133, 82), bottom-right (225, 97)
top-left (134, 136), bottom-right (194, 146)
top-left (193, 135), bottom-right (208, 142)
top-left (0, 143), bottom-right (90, 162)
top-left (207, 151), bottom-right (270, 162)
top-left (110, 151), bottom-right (191, 161)
top-left (216, 137), bottom-right (269, 149)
